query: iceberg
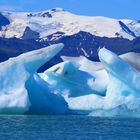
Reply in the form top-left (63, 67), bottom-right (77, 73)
top-left (89, 48), bottom-right (140, 117)
top-left (61, 53), bottom-right (140, 95)
top-left (28, 73), bottom-right (68, 114)
top-left (60, 49), bottom-right (140, 116)
top-left (0, 43), bottom-right (69, 114)
top-left (61, 55), bottom-right (109, 94)
top-left (40, 60), bottom-right (106, 97)
top-left (1, 41), bottom-right (140, 116)
top-left (98, 48), bottom-right (140, 110)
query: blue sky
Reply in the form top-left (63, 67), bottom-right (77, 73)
top-left (0, 0), bottom-right (139, 20)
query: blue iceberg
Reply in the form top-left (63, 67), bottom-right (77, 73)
top-left (0, 43), bottom-right (69, 114)
top-left (0, 42), bottom-right (140, 116)
top-left (98, 48), bottom-right (140, 110)
top-left (89, 48), bottom-right (140, 117)
top-left (40, 60), bottom-right (105, 97)
top-left (53, 48), bottom-right (140, 116)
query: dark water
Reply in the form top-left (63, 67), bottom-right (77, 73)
top-left (0, 115), bottom-right (140, 140)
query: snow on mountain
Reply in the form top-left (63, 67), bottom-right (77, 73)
top-left (0, 8), bottom-right (139, 40)
top-left (121, 19), bottom-right (140, 37)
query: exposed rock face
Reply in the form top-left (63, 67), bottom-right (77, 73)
top-left (22, 27), bottom-right (40, 40)
top-left (0, 13), bottom-right (10, 30)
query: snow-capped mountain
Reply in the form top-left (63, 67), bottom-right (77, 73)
top-left (0, 8), bottom-right (139, 40)
top-left (0, 8), bottom-right (140, 71)
top-left (121, 19), bottom-right (140, 37)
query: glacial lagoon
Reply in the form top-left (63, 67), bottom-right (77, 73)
top-left (0, 115), bottom-right (140, 140)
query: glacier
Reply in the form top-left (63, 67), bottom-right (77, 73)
top-left (1, 42), bottom-right (140, 116)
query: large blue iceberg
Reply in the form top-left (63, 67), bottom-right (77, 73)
top-left (1, 43), bottom-right (140, 116)
top-left (0, 43), bottom-right (68, 114)
top-left (41, 48), bottom-right (140, 116)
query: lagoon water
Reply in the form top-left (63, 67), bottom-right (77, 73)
top-left (0, 115), bottom-right (140, 140)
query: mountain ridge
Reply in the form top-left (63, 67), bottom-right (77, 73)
top-left (0, 8), bottom-right (140, 71)
top-left (0, 8), bottom-right (140, 40)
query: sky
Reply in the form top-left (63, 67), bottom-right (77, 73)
top-left (0, 0), bottom-right (139, 20)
